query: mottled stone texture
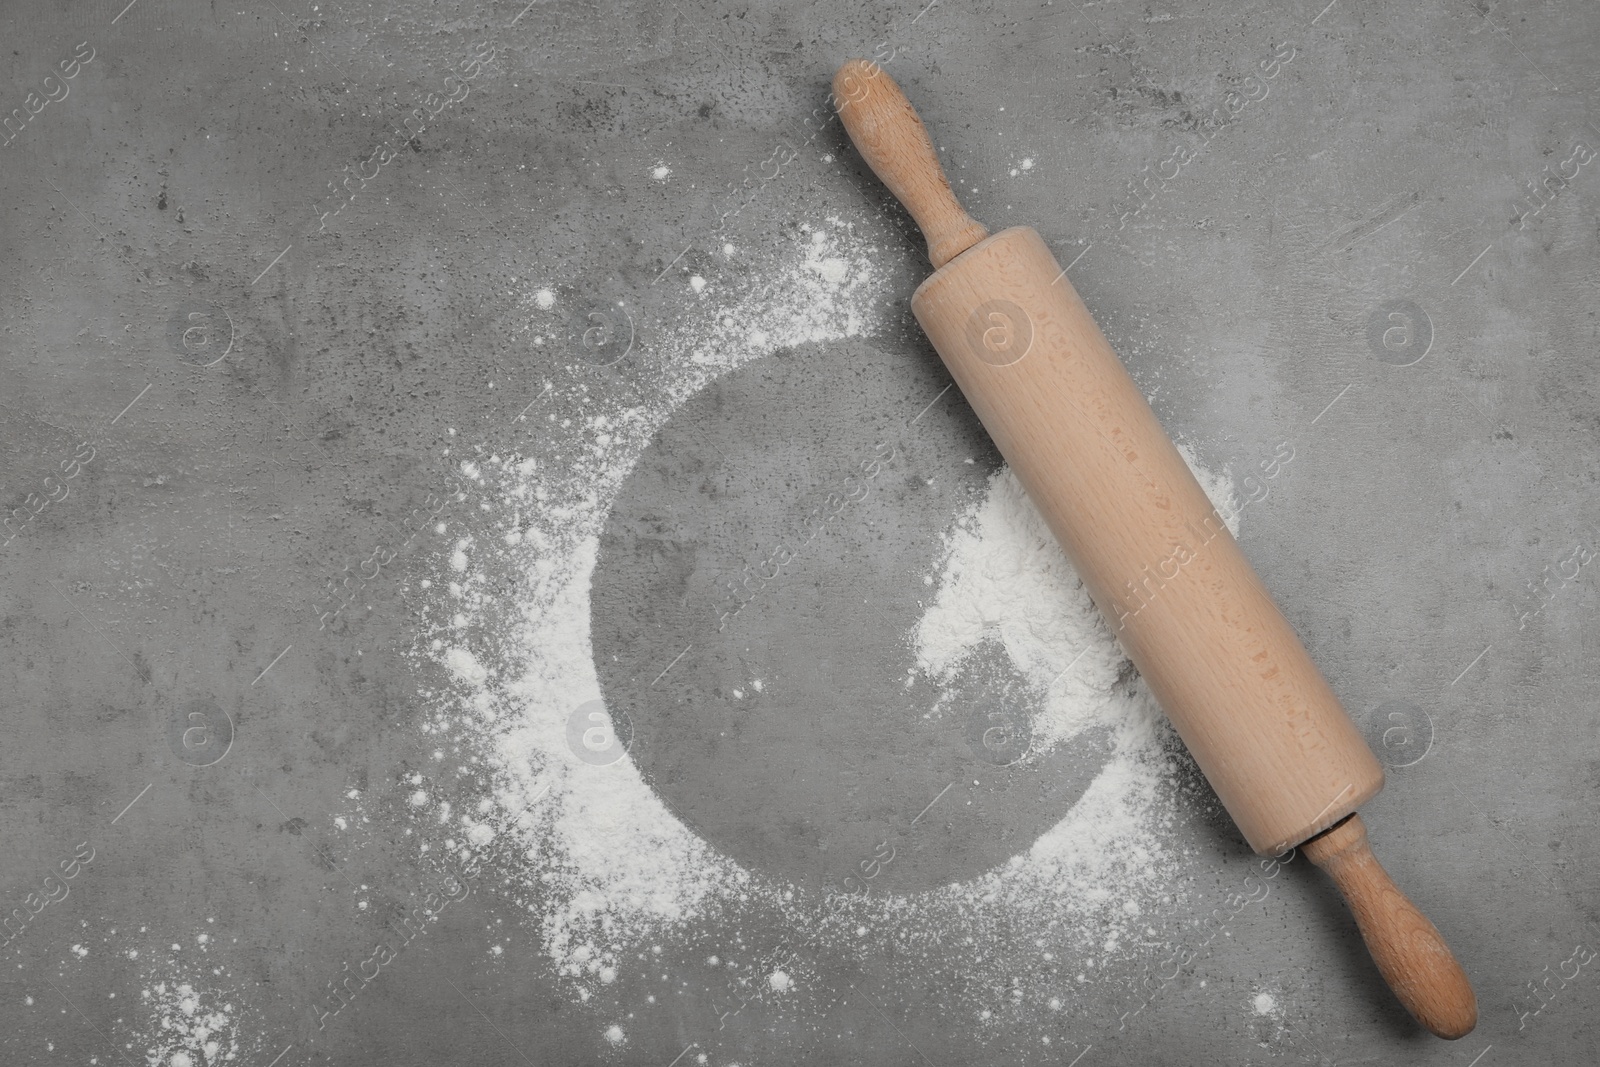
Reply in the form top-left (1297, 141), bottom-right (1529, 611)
top-left (1, 0), bottom-right (1596, 1064)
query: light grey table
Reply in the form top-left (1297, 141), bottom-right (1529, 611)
top-left (2, 0), bottom-right (1595, 1064)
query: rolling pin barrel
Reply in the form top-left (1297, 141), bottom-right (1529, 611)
top-left (911, 223), bottom-right (1384, 853)
top-left (833, 57), bottom-right (1476, 1039)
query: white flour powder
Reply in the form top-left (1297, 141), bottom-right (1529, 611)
top-left (880, 449), bottom-right (1240, 1015)
top-left (414, 219), bottom-right (888, 989)
top-left (138, 974), bottom-right (244, 1066)
top-left (410, 220), bottom-right (1245, 1030)
top-left (914, 450), bottom-right (1240, 755)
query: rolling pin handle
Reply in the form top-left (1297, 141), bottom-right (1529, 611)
top-left (1301, 813), bottom-right (1477, 1039)
top-left (832, 59), bottom-right (989, 268)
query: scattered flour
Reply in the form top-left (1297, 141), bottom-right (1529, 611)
top-left (444, 646), bottom-right (487, 686)
top-left (414, 219), bottom-right (888, 995)
top-left (138, 977), bottom-right (242, 1066)
top-left (414, 217), bottom-right (1247, 1031)
top-left (887, 445), bottom-right (1239, 1006)
top-left (914, 446), bottom-right (1240, 753)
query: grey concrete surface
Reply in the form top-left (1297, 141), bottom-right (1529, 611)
top-left (2, 0), bottom-right (1598, 1064)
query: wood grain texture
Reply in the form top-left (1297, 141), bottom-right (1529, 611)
top-left (1302, 815), bottom-right (1477, 1039)
top-left (831, 60), bottom-right (988, 268)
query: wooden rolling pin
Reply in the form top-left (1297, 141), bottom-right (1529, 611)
top-left (832, 59), bottom-right (1476, 1039)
